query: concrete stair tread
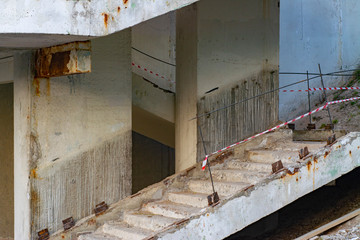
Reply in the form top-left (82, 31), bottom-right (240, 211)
top-left (167, 191), bottom-right (210, 208)
top-left (211, 169), bottom-right (270, 184)
top-left (101, 221), bottom-right (154, 240)
top-left (226, 161), bottom-right (273, 172)
top-left (188, 179), bottom-right (249, 196)
top-left (143, 200), bottom-right (202, 219)
top-left (123, 210), bottom-right (178, 232)
top-left (246, 149), bottom-right (299, 163)
top-left (78, 233), bottom-right (122, 240)
top-left (273, 141), bottom-right (325, 151)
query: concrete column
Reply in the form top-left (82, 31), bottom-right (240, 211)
top-left (14, 51), bottom-right (33, 240)
top-left (175, 4), bottom-right (198, 172)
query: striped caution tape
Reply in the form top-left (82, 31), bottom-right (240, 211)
top-left (202, 96), bottom-right (360, 170)
top-left (131, 62), bottom-right (175, 83)
top-left (281, 87), bottom-right (360, 92)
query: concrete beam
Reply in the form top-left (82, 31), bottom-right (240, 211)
top-left (0, 0), bottom-right (199, 48)
top-left (35, 41), bottom-right (91, 78)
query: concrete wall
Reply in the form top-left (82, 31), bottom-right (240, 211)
top-left (196, 0), bottom-right (279, 158)
top-left (279, 0), bottom-right (360, 119)
top-left (132, 13), bottom-right (176, 93)
top-left (0, 83), bottom-right (14, 239)
top-left (132, 132), bottom-right (175, 194)
top-left (13, 31), bottom-right (132, 238)
top-left (132, 73), bottom-right (175, 123)
top-left (0, 57), bottom-right (14, 84)
top-left (132, 73), bottom-right (175, 148)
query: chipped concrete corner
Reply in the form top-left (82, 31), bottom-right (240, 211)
top-left (157, 133), bottom-right (360, 240)
top-left (35, 41), bottom-right (91, 78)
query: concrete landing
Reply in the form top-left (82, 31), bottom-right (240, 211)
top-left (52, 130), bottom-right (360, 240)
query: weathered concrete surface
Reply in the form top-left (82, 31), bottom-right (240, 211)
top-left (14, 51), bottom-right (34, 240)
top-left (175, 4), bottom-right (198, 172)
top-left (22, 31), bottom-right (132, 238)
top-left (279, 0), bottom-right (360, 120)
top-left (198, 70), bottom-right (279, 159)
top-left (157, 133), bottom-right (360, 240)
top-left (32, 133), bottom-right (131, 238)
top-left (51, 130), bottom-right (360, 240)
top-left (293, 129), bottom-right (348, 141)
top-left (195, 0), bottom-right (279, 161)
top-left (0, 83), bottom-right (14, 239)
top-left (132, 73), bottom-right (175, 124)
top-left (0, 0), bottom-right (198, 48)
top-left (132, 12), bottom-right (176, 93)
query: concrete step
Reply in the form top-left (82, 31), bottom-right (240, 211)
top-left (211, 169), bottom-right (269, 184)
top-left (226, 161), bottom-right (273, 173)
top-left (273, 141), bottom-right (325, 152)
top-left (167, 191), bottom-right (209, 208)
top-left (78, 233), bottom-right (122, 240)
top-left (188, 180), bottom-right (249, 196)
top-left (143, 200), bottom-right (201, 219)
top-left (246, 150), bottom-right (299, 164)
top-left (123, 211), bottom-right (177, 232)
top-left (101, 222), bottom-right (153, 240)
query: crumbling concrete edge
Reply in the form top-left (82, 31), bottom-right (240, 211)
top-left (157, 132), bottom-right (360, 240)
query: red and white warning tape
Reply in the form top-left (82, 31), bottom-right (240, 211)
top-left (281, 87), bottom-right (360, 92)
top-left (202, 96), bottom-right (360, 170)
top-left (131, 62), bottom-right (174, 83)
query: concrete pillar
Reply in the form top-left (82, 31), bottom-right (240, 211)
top-left (13, 30), bottom-right (133, 238)
top-left (14, 51), bottom-right (33, 240)
top-left (175, 4), bottom-right (198, 172)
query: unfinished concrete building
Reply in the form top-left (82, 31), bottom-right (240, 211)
top-left (0, 0), bottom-right (358, 239)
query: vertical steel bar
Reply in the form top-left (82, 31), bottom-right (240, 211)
top-left (318, 64), bottom-right (334, 133)
top-left (198, 125), bottom-right (216, 194)
top-left (307, 71), bottom-right (312, 124)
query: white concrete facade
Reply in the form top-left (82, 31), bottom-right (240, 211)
top-left (279, 0), bottom-right (360, 119)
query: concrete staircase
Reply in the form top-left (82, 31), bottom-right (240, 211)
top-left (54, 130), bottom-right (360, 240)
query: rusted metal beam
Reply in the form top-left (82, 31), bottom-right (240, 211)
top-left (35, 41), bottom-right (91, 78)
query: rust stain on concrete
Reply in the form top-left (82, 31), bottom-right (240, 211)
top-left (307, 161), bottom-right (312, 171)
top-left (102, 13), bottom-right (109, 28)
top-left (33, 78), bottom-right (41, 96)
top-left (30, 168), bottom-right (38, 179)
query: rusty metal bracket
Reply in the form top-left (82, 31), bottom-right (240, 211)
top-left (307, 124), bottom-right (316, 130)
top-left (38, 228), bottom-right (50, 240)
top-left (299, 146), bottom-right (309, 159)
top-left (62, 217), bottom-right (75, 231)
top-left (207, 192), bottom-right (219, 206)
top-left (272, 160), bottom-right (284, 173)
top-left (327, 134), bottom-right (336, 145)
top-left (94, 201), bottom-right (109, 216)
top-left (288, 123), bottom-right (295, 130)
top-left (324, 124), bottom-right (334, 130)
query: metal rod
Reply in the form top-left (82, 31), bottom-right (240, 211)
top-left (279, 68), bottom-right (360, 75)
top-left (190, 68), bottom-right (360, 121)
top-left (318, 64), bottom-right (334, 133)
top-left (307, 71), bottom-right (312, 124)
top-left (198, 125), bottom-right (216, 194)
